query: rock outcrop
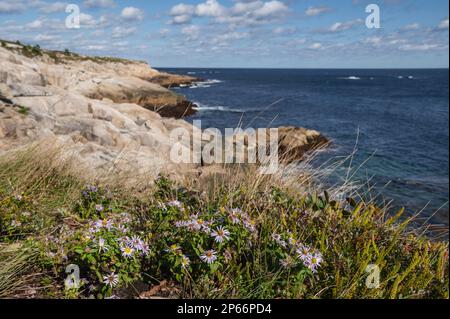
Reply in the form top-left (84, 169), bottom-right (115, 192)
top-left (219, 126), bottom-right (329, 166)
top-left (0, 42), bottom-right (201, 179)
top-left (146, 72), bottom-right (200, 88)
top-left (0, 42), bottom-right (197, 119)
top-left (0, 41), bottom-right (329, 180)
top-left (276, 127), bottom-right (329, 161)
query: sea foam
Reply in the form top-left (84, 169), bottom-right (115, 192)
top-left (193, 103), bottom-right (245, 113)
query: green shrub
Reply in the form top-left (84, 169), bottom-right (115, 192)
top-left (16, 105), bottom-right (30, 115)
top-left (0, 149), bottom-right (448, 299)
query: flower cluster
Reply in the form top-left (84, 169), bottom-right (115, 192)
top-left (296, 245), bottom-right (323, 273)
top-left (118, 235), bottom-right (150, 258)
top-left (165, 244), bottom-right (193, 269)
top-left (172, 210), bottom-right (245, 268)
top-left (272, 233), bottom-right (287, 248)
top-left (228, 208), bottom-right (257, 233)
top-left (66, 211), bottom-right (150, 296)
top-left (82, 185), bottom-right (98, 199)
top-left (167, 200), bottom-right (184, 211)
top-left (175, 214), bottom-right (214, 234)
top-left (78, 185), bottom-right (113, 219)
top-left (272, 232), bottom-right (324, 273)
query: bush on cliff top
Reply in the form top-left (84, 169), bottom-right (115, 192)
top-left (0, 144), bottom-right (448, 299)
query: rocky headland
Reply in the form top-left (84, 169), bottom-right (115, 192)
top-left (0, 40), bottom-right (328, 180)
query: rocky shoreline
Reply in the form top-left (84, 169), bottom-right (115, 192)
top-left (0, 41), bottom-right (328, 180)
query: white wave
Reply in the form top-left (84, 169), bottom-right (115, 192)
top-left (187, 72), bottom-right (196, 75)
top-left (193, 103), bottom-right (245, 113)
top-left (340, 76), bottom-right (361, 80)
top-left (189, 79), bottom-right (223, 89)
top-left (199, 79), bottom-right (223, 84)
top-left (408, 76), bottom-right (414, 79)
top-left (397, 76), bottom-right (404, 79)
top-left (191, 84), bottom-right (211, 89)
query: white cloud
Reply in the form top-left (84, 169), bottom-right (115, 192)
top-left (171, 14), bottom-right (192, 24)
top-left (112, 26), bottom-right (137, 39)
top-left (212, 31), bottom-right (248, 45)
top-left (438, 18), bottom-right (449, 30)
top-left (402, 23), bottom-right (420, 30)
top-left (0, 0), bottom-right (26, 13)
top-left (273, 26), bottom-right (296, 35)
top-left (79, 13), bottom-right (108, 27)
top-left (329, 19), bottom-right (363, 32)
top-left (170, 3), bottom-right (195, 16)
top-left (169, 0), bottom-right (290, 27)
top-left (308, 42), bottom-right (322, 50)
top-left (253, 1), bottom-right (289, 18)
top-left (305, 6), bottom-right (331, 17)
top-left (364, 36), bottom-right (383, 47)
top-left (84, 0), bottom-right (116, 8)
top-left (84, 45), bottom-right (108, 51)
top-left (196, 0), bottom-right (226, 17)
top-left (80, 13), bottom-right (96, 25)
top-left (231, 1), bottom-right (263, 15)
top-left (159, 28), bottom-right (170, 37)
top-left (121, 7), bottom-right (144, 21)
top-left (285, 38), bottom-right (306, 47)
top-left (33, 33), bottom-right (60, 43)
top-left (181, 25), bottom-right (200, 40)
top-left (0, 0), bottom-right (68, 14)
top-left (26, 19), bottom-right (44, 29)
top-left (38, 2), bottom-right (68, 14)
top-left (399, 43), bottom-right (440, 51)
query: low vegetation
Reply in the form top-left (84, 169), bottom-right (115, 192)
top-left (0, 39), bottom-right (139, 65)
top-left (0, 144), bottom-right (448, 299)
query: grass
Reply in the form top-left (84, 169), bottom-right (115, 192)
top-left (0, 243), bottom-right (38, 298)
top-left (16, 105), bottom-right (30, 116)
top-left (0, 143), bottom-right (448, 299)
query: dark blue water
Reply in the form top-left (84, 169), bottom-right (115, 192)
top-left (160, 68), bottom-right (449, 226)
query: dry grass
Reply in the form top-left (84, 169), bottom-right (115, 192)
top-left (0, 139), bottom-right (447, 299)
top-left (0, 243), bottom-right (38, 298)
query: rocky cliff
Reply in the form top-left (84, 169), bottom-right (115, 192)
top-left (0, 41), bottom-right (202, 179)
top-left (0, 41), bottom-right (328, 180)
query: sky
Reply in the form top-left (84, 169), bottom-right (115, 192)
top-left (0, 0), bottom-right (448, 68)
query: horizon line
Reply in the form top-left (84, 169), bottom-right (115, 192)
top-left (154, 66), bottom-right (450, 70)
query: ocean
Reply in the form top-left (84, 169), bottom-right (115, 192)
top-left (160, 68), bottom-right (449, 226)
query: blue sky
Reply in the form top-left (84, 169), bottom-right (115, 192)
top-left (0, 0), bottom-right (448, 68)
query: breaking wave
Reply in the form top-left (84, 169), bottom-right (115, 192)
top-left (193, 103), bottom-right (246, 113)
